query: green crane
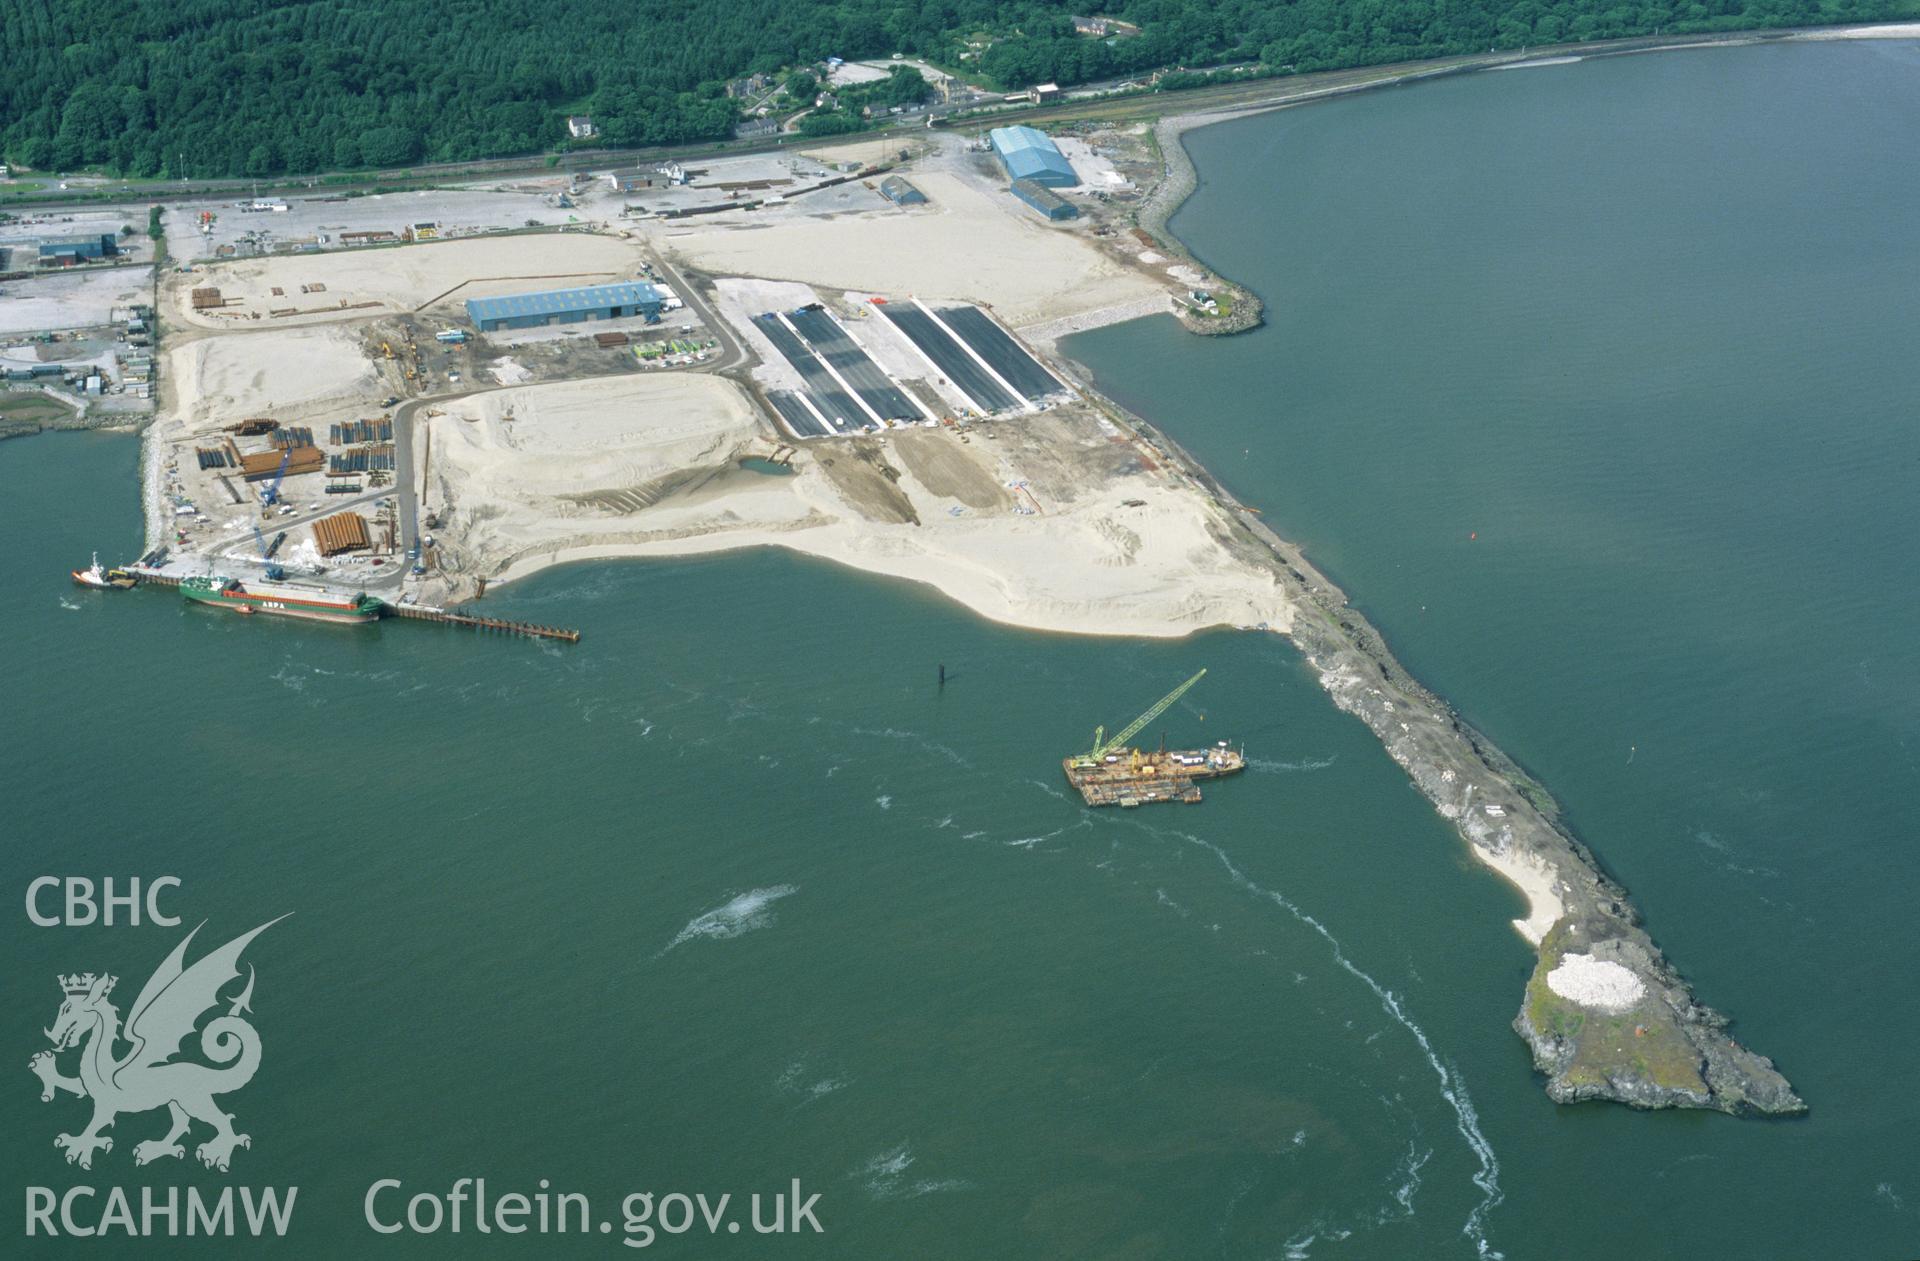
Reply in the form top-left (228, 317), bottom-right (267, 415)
top-left (1080, 669), bottom-right (1208, 764)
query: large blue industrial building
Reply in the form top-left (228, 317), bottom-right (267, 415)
top-left (988, 126), bottom-right (1077, 188)
top-left (37, 233), bottom-right (118, 265)
top-left (465, 281), bottom-right (671, 332)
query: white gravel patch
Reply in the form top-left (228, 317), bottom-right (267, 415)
top-left (488, 357), bottom-right (531, 385)
top-left (1547, 953), bottom-right (1646, 1013)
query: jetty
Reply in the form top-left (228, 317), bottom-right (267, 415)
top-left (386, 602), bottom-right (581, 643)
top-left (121, 565), bottom-right (580, 643)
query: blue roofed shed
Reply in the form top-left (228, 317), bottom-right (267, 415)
top-left (465, 281), bottom-right (670, 332)
top-left (1011, 179), bottom-right (1078, 221)
top-left (38, 233), bottom-right (117, 264)
top-left (988, 126), bottom-right (1077, 188)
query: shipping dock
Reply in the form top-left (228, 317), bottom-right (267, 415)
top-left (115, 565), bottom-right (581, 643)
top-left (1063, 670), bottom-right (1245, 807)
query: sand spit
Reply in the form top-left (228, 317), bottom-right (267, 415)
top-left (445, 391), bottom-right (1291, 641)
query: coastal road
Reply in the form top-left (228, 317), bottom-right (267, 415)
top-left (12, 24), bottom-right (1878, 220)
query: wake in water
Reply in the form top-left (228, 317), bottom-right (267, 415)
top-left (660, 885), bottom-right (798, 954)
top-left (851, 725), bottom-right (971, 768)
top-left (774, 1055), bottom-right (850, 1107)
top-left (1004, 817), bottom-right (1094, 849)
top-left (850, 1144), bottom-right (970, 1201)
top-left (1163, 827), bottom-right (1505, 1258)
top-left (1247, 755), bottom-right (1337, 774)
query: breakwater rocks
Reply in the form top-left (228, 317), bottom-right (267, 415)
top-left (0, 408), bottom-right (129, 442)
top-left (1136, 115), bottom-right (1264, 339)
top-left (1086, 382), bottom-right (1803, 1116)
top-left (1114, 89), bottom-right (1800, 1116)
top-left (1175, 286), bottom-right (1264, 336)
top-left (1516, 923), bottom-right (1802, 1114)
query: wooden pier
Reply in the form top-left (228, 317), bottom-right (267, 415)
top-left (387, 602), bottom-right (581, 643)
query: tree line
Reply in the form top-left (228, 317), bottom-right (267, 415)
top-left (0, 0), bottom-right (1888, 179)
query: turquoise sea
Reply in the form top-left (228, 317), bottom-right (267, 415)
top-left (5, 37), bottom-right (1919, 1258)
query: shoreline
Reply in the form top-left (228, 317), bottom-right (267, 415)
top-left (1125, 22), bottom-right (1920, 279)
top-left (118, 29), bottom-right (1854, 1113)
top-left (1050, 55), bottom-right (1820, 1112)
top-left (1045, 349), bottom-right (1799, 1114)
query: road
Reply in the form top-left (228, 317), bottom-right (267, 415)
top-left (643, 244), bottom-right (749, 374)
top-left (7, 26), bottom-right (1838, 217)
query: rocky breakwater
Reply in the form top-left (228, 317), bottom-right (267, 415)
top-left (1136, 115), bottom-right (1265, 339)
top-left (1107, 398), bottom-right (1803, 1116)
top-left (1173, 285), bottom-right (1263, 336)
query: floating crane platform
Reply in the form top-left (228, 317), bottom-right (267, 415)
top-left (1063, 669), bottom-right (1245, 807)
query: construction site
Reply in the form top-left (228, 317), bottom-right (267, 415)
top-left (103, 124), bottom-right (1289, 649)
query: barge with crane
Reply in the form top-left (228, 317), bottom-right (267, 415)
top-left (1063, 669), bottom-right (1245, 807)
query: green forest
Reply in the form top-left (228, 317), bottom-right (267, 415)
top-left (1, 0), bottom-right (1902, 178)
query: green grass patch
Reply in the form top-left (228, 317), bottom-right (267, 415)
top-left (0, 392), bottom-right (80, 425)
top-left (1524, 921), bottom-right (1707, 1096)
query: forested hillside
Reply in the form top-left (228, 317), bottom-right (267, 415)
top-left (0, 0), bottom-right (1891, 178)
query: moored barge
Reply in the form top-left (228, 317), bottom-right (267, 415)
top-left (180, 575), bottom-right (382, 625)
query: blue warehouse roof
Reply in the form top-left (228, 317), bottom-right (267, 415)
top-left (38, 234), bottom-right (114, 250)
top-left (465, 281), bottom-right (669, 324)
top-left (988, 125), bottom-right (1077, 186)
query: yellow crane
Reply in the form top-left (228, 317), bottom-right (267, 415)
top-left (1079, 669), bottom-right (1207, 765)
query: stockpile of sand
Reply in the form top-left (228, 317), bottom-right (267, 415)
top-left (1546, 953), bottom-right (1647, 1012)
top-left (167, 326), bottom-right (379, 432)
top-left (432, 374), bottom-right (761, 501)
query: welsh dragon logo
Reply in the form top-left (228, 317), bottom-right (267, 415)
top-left (29, 917), bottom-right (287, 1172)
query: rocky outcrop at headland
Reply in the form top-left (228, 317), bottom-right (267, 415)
top-left (1514, 923), bottom-right (1801, 1114)
top-left (1286, 545), bottom-right (1800, 1115)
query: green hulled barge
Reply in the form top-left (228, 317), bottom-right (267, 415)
top-left (180, 576), bottom-right (382, 626)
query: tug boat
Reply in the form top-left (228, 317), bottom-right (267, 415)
top-left (70, 553), bottom-right (138, 590)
